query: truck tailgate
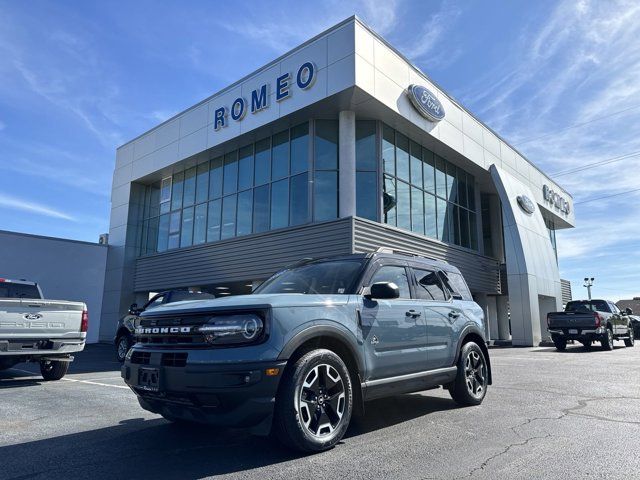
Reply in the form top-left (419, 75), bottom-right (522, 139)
top-left (548, 312), bottom-right (598, 329)
top-left (0, 299), bottom-right (85, 339)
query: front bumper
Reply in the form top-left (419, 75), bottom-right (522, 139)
top-left (122, 350), bottom-right (286, 434)
top-left (549, 327), bottom-right (605, 342)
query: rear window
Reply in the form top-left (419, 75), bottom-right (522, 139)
top-left (0, 283), bottom-right (41, 299)
top-left (566, 300), bottom-right (610, 313)
top-left (441, 271), bottom-right (473, 301)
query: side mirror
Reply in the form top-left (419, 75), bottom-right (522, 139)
top-left (368, 282), bottom-right (400, 300)
top-left (128, 303), bottom-right (139, 315)
top-left (625, 307), bottom-right (633, 315)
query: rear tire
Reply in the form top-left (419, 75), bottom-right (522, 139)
top-left (601, 328), bottom-right (614, 351)
top-left (624, 327), bottom-right (635, 347)
top-left (580, 341), bottom-right (592, 350)
top-left (553, 337), bottom-right (567, 351)
top-left (449, 342), bottom-right (489, 406)
top-left (273, 349), bottom-right (353, 453)
top-left (40, 360), bottom-right (69, 381)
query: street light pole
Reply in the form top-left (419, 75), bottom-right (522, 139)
top-left (583, 277), bottom-right (595, 300)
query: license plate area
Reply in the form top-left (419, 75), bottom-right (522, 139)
top-left (138, 367), bottom-right (160, 392)
top-left (569, 329), bottom-right (578, 334)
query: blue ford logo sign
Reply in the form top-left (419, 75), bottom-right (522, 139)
top-left (407, 84), bottom-right (445, 122)
top-left (517, 195), bottom-right (535, 215)
top-left (24, 313), bottom-right (42, 320)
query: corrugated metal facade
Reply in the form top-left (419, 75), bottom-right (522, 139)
top-left (560, 279), bottom-right (572, 305)
top-left (352, 218), bottom-right (501, 295)
top-left (134, 216), bottom-right (501, 295)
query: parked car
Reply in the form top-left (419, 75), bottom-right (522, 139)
top-left (122, 251), bottom-right (491, 452)
top-left (547, 299), bottom-right (635, 351)
top-left (0, 278), bottom-right (87, 380)
top-left (629, 314), bottom-right (640, 338)
top-left (114, 290), bottom-right (215, 362)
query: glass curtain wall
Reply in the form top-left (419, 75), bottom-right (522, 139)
top-left (382, 123), bottom-right (479, 251)
top-left (355, 120), bottom-right (378, 221)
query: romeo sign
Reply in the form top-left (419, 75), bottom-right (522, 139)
top-left (213, 61), bottom-right (316, 131)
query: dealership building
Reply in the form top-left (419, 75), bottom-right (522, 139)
top-left (99, 16), bottom-right (575, 347)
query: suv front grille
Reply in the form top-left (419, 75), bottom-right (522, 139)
top-left (131, 351), bottom-right (151, 365)
top-left (161, 352), bottom-right (188, 367)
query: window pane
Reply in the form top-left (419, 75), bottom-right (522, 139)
top-left (314, 171), bottom-right (338, 221)
top-left (468, 175), bottom-right (476, 211)
top-left (383, 174), bottom-right (396, 226)
top-left (183, 167), bottom-right (196, 206)
top-left (171, 172), bottom-right (184, 211)
top-left (437, 198), bottom-right (448, 242)
top-left (238, 145), bottom-right (254, 191)
top-left (254, 138), bottom-right (271, 186)
top-left (168, 233), bottom-right (179, 250)
top-left (423, 149), bottom-right (435, 193)
top-left (253, 184), bottom-right (270, 233)
top-left (435, 156), bottom-right (447, 199)
top-left (458, 171), bottom-right (468, 208)
top-left (314, 120), bottom-right (338, 170)
top-left (396, 180), bottom-right (410, 231)
top-left (469, 211), bottom-right (478, 250)
top-left (414, 268), bottom-right (447, 301)
top-left (270, 178), bottom-right (289, 229)
top-left (196, 162), bottom-right (209, 204)
top-left (290, 172), bottom-right (309, 226)
top-left (237, 189), bottom-right (253, 236)
top-left (410, 141), bottom-right (422, 188)
top-left (459, 208), bottom-right (470, 248)
top-left (149, 182), bottom-right (161, 218)
top-left (206, 199), bottom-right (221, 242)
top-left (452, 204), bottom-right (461, 245)
top-left (209, 156), bottom-right (223, 199)
top-left (169, 210), bottom-right (181, 234)
top-left (223, 151), bottom-right (238, 195)
top-left (180, 206), bottom-right (194, 247)
top-left (147, 216), bottom-right (159, 253)
top-left (160, 177), bottom-right (172, 204)
top-left (272, 130), bottom-right (289, 180)
top-left (290, 122), bottom-right (309, 175)
top-left (356, 171), bottom-right (377, 221)
top-left (446, 162), bottom-right (458, 204)
top-left (411, 186), bottom-right (424, 235)
top-left (395, 133), bottom-right (410, 182)
top-left (370, 266), bottom-right (410, 298)
top-left (157, 214), bottom-right (169, 252)
top-left (424, 192), bottom-right (437, 238)
top-left (382, 124), bottom-right (395, 174)
top-left (221, 194), bottom-right (237, 239)
top-left (193, 203), bottom-right (207, 245)
top-left (140, 219), bottom-right (148, 255)
top-left (356, 120), bottom-right (376, 171)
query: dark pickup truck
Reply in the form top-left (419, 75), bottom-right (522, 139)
top-left (547, 299), bottom-right (635, 351)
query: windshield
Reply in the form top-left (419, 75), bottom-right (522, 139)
top-left (565, 300), bottom-right (609, 313)
top-left (0, 283), bottom-right (41, 299)
top-left (254, 260), bottom-right (365, 295)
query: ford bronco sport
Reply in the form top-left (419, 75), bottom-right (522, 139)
top-left (122, 251), bottom-right (491, 452)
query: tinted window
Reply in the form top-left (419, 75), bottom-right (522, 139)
top-left (314, 120), bottom-right (338, 170)
top-left (255, 260), bottom-right (364, 295)
top-left (441, 271), bottom-right (472, 301)
top-left (144, 295), bottom-right (165, 310)
top-left (565, 300), bottom-right (610, 313)
top-left (414, 268), bottom-right (448, 301)
top-left (314, 171), bottom-right (337, 221)
top-left (370, 265), bottom-right (411, 299)
top-left (0, 283), bottom-right (41, 299)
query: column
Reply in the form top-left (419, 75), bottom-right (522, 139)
top-left (338, 110), bottom-right (356, 218)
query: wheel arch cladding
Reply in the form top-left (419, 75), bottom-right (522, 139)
top-left (457, 329), bottom-right (492, 385)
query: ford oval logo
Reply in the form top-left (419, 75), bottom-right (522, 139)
top-left (517, 195), bottom-right (536, 215)
top-left (24, 313), bottom-right (42, 320)
top-left (407, 84), bottom-right (445, 122)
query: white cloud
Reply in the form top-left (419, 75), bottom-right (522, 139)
top-left (0, 193), bottom-right (76, 221)
top-left (401, 2), bottom-right (461, 60)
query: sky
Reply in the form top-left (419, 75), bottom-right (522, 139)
top-left (0, 0), bottom-right (639, 301)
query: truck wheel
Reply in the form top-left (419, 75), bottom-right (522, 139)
top-left (449, 342), bottom-right (488, 406)
top-left (601, 328), bottom-right (614, 351)
top-left (624, 327), bottom-right (635, 347)
top-left (273, 349), bottom-right (353, 452)
top-left (553, 337), bottom-right (567, 351)
top-left (40, 360), bottom-right (69, 381)
top-left (580, 341), bottom-right (592, 350)
top-left (116, 334), bottom-right (133, 362)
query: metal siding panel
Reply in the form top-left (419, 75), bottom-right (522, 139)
top-left (134, 218), bottom-right (353, 292)
top-left (352, 217), bottom-right (500, 294)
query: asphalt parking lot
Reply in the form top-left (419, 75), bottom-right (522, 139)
top-left (1, 343), bottom-right (639, 480)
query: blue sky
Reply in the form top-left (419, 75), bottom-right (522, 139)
top-left (0, 0), bottom-right (639, 301)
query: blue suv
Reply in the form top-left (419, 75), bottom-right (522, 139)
top-left (122, 251), bottom-right (492, 452)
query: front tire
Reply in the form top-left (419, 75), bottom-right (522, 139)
top-left (116, 334), bottom-right (133, 362)
top-left (40, 360), bottom-right (69, 381)
top-left (624, 327), bottom-right (635, 347)
top-left (601, 328), bottom-right (614, 351)
top-left (273, 349), bottom-right (353, 453)
top-left (449, 342), bottom-right (489, 406)
top-left (553, 337), bottom-right (567, 351)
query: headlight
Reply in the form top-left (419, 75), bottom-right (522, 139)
top-left (198, 314), bottom-right (264, 345)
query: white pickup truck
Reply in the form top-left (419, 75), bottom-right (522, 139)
top-left (0, 278), bottom-right (87, 380)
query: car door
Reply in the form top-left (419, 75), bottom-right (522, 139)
top-left (411, 266), bottom-right (457, 370)
top-left (360, 261), bottom-right (428, 380)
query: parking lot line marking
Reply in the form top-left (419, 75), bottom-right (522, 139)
top-left (8, 368), bottom-right (130, 390)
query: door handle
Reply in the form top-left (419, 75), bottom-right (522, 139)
top-left (448, 310), bottom-right (461, 319)
top-left (406, 310), bottom-right (421, 319)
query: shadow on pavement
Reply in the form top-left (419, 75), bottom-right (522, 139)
top-left (0, 392), bottom-right (457, 479)
top-left (532, 345), bottom-right (626, 353)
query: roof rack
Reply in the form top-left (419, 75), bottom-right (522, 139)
top-left (374, 247), bottom-right (439, 262)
